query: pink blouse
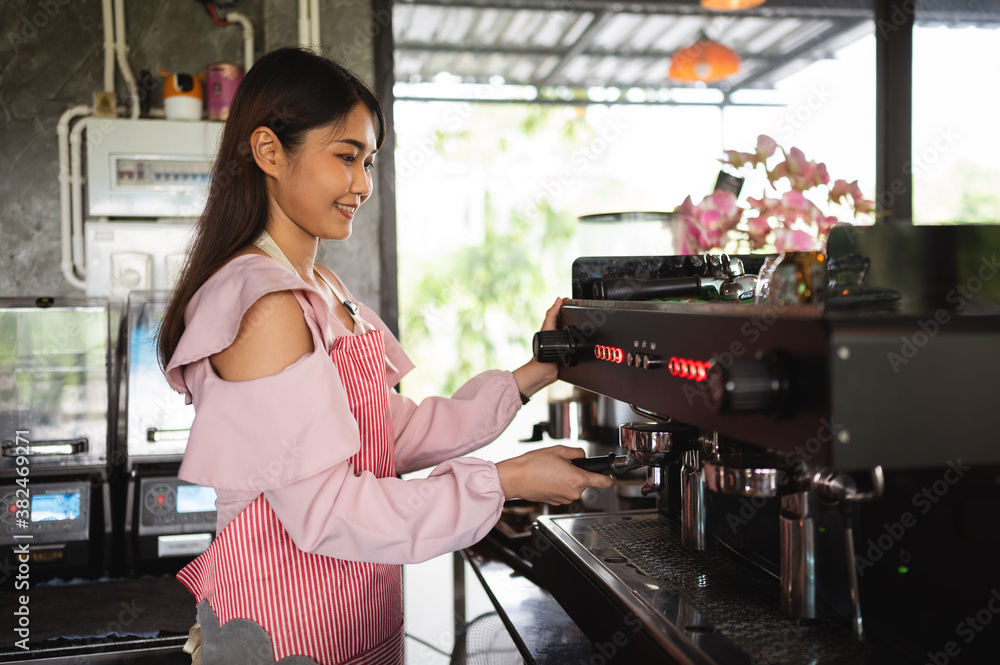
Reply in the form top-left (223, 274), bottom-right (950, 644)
top-left (165, 254), bottom-right (520, 564)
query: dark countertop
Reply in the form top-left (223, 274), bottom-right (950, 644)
top-left (0, 576), bottom-right (193, 663)
top-left (3, 534), bottom-right (593, 664)
top-left (463, 537), bottom-right (597, 665)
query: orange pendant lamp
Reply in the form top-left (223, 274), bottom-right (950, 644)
top-left (701, 0), bottom-right (766, 10)
top-left (668, 35), bottom-right (741, 83)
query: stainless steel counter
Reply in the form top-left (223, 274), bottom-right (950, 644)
top-left (463, 538), bottom-right (598, 665)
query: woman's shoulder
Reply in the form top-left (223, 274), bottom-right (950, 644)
top-left (190, 252), bottom-right (305, 314)
top-left (167, 254), bottom-right (323, 374)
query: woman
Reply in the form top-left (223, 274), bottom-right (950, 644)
top-left (158, 47), bottom-right (612, 665)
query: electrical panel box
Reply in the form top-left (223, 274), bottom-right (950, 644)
top-left (85, 118), bottom-right (223, 218)
top-left (84, 221), bottom-right (195, 298)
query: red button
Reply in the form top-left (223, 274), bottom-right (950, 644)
top-left (156, 495), bottom-right (166, 505)
top-left (7, 503), bottom-right (16, 513)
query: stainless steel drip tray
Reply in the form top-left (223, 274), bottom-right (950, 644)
top-left (533, 511), bottom-right (904, 665)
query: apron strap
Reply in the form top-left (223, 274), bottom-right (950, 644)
top-left (252, 230), bottom-right (398, 372)
top-left (312, 268), bottom-right (372, 334)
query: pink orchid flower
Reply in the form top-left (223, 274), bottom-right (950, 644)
top-left (828, 179), bottom-right (875, 217)
top-left (849, 182), bottom-right (875, 216)
top-left (746, 215), bottom-right (772, 249)
top-left (722, 134), bottom-right (779, 170)
top-left (747, 195), bottom-right (782, 216)
top-left (828, 179), bottom-right (852, 204)
top-left (784, 147), bottom-right (808, 175)
top-left (780, 191), bottom-right (831, 227)
top-left (817, 214), bottom-right (840, 235)
top-left (769, 147), bottom-right (830, 191)
top-left (677, 136), bottom-right (873, 253)
top-left (815, 162), bottom-right (830, 186)
top-left (677, 191), bottom-right (743, 253)
top-left (781, 190), bottom-right (808, 210)
top-left (773, 227), bottom-right (820, 252)
top-left (677, 195), bottom-right (698, 217)
top-left (723, 149), bottom-right (756, 168)
top-left (704, 190), bottom-right (741, 224)
top-left (755, 135), bottom-right (777, 158)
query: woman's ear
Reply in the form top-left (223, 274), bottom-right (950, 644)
top-left (250, 126), bottom-right (282, 178)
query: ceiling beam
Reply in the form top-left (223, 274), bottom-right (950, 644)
top-left (726, 18), bottom-right (867, 91)
top-left (537, 11), bottom-right (615, 85)
top-left (396, 0), bottom-right (875, 20)
top-left (393, 93), bottom-right (783, 107)
top-left (396, 0), bottom-right (1000, 22)
top-left (397, 41), bottom-right (806, 67)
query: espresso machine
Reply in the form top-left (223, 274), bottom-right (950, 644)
top-left (529, 224), bottom-right (1000, 664)
top-left (0, 297), bottom-right (114, 583)
top-left (112, 290), bottom-right (215, 576)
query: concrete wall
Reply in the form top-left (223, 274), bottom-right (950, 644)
top-left (0, 0), bottom-right (385, 311)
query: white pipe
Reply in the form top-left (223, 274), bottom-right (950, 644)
top-left (58, 106), bottom-right (91, 290)
top-left (227, 11), bottom-right (255, 71)
top-left (309, 0), bottom-right (320, 50)
top-left (101, 0), bottom-right (115, 92)
top-left (113, 0), bottom-right (140, 119)
top-left (298, 0), bottom-right (310, 48)
top-left (70, 118), bottom-right (89, 284)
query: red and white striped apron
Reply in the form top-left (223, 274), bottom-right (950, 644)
top-left (177, 329), bottom-right (404, 665)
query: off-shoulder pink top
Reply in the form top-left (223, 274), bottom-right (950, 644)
top-left (164, 254), bottom-right (520, 564)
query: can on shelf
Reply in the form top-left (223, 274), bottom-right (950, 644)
top-left (206, 62), bottom-right (244, 121)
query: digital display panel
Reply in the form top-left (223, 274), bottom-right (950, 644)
top-left (31, 493), bottom-right (81, 522)
top-left (176, 485), bottom-right (217, 514)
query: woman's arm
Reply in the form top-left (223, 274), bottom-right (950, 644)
top-left (264, 442), bottom-right (610, 565)
top-left (192, 291), bottom-right (609, 564)
top-left (390, 371), bottom-right (520, 474)
top-left (391, 298), bottom-right (566, 473)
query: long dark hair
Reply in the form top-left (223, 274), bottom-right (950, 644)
top-left (158, 47), bottom-right (386, 369)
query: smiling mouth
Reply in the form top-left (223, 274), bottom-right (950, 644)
top-left (334, 203), bottom-right (356, 215)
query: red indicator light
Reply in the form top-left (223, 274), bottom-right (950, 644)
top-left (7, 503), bottom-right (16, 513)
top-left (156, 495), bottom-right (166, 505)
top-left (594, 345), bottom-right (625, 364)
top-left (668, 356), bottom-right (711, 382)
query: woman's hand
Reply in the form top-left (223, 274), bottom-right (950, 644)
top-left (512, 297), bottom-right (567, 399)
top-left (495, 445), bottom-right (614, 505)
top-left (538, 296), bottom-right (563, 332)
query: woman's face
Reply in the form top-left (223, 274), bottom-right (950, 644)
top-left (268, 103), bottom-right (377, 241)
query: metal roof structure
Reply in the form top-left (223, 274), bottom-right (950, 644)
top-left (392, 0), bottom-right (999, 105)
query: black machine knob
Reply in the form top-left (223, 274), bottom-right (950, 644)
top-left (707, 354), bottom-right (787, 415)
top-left (532, 327), bottom-right (580, 365)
